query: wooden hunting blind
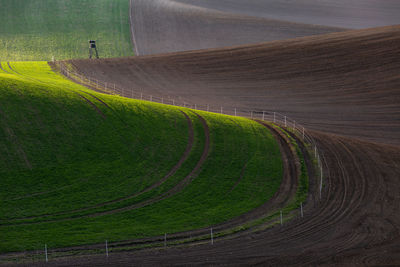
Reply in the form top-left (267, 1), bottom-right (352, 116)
top-left (89, 40), bottom-right (99, 59)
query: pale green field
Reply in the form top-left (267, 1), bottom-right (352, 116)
top-left (0, 0), bottom-right (134, 60)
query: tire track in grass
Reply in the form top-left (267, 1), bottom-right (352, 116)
top-left (0, 62), bottom-right (10, 74)
top-left (7, 62), bottom-right (21, 75)
top-left (82, 112), bottom-right (209, 218)
top-left (2, 111), bottom-right (209, 225)
top-left (7, 62), bottom-right (106, 119)
top-left (3, 111), bottom-right (194, 221)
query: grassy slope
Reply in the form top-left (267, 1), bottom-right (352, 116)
top-left (0, 62), bottom-right (282, 252)
top-left (0, 0), bottom-right (133, 61)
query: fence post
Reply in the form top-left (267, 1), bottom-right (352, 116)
top-left (220, 107), bottom-right (223, 114)
top-left (105, 240), bottom-right (109, 257)
top-left (284, 116), bottom-right (287, 127)
top-left (45, 244), bottom-right (48, 262)
top-left (113, 84), bottom-right (116, 94)
top-left (262, 111), bottom-right (265, 121)
top-left (150, 95), bottom-right (153, 102)
top-left (302, 127), bottom-right (305, 140)
top-left (320, 166), bottom-right (323, 199)
top-left (273, 112), bottom-right (276, 123)
top-left (173, 99), bottom-right (175, 105)
top-left (164, 233), bottom-right (167, 248)
top-left (235, 108), bottom-right (237, 116)
top-left (300, 202), bottom-right (304, 218)
top-left (141, 93), bottom-right (143, 100)
top-left (211, 228), bottom-right (214, 245)
top-left (207, 105), bottom-right (209, 112)
top-left (194, 104), bottom-right (197, 110)
top-left (293, 121), bottom-right (296, 130)
top-left (280, 211), bottom-right (283, 226)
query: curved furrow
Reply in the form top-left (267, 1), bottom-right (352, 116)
top-left (1, 111), bottom-right (194, 223)
top-left (83, 112), bottom-right (209, 217)
top-left (1, 111), bottom-right (209, 225)
top-left (0, 63), bottom-right (10, 74)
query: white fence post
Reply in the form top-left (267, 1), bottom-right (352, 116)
top-left (284, 116), bottom-right (287, 127)
top-left (262, 111), bottom-right (265, 121)
top-left (320, 166), bottom-right (323, 199)
top-left (220, 107), bottom-right (223, 114)
top-left (301, 202), bottom-right (304, 218)
top-left (273, 112), bottom-right (276, 123)
top-left (45, 244), bottom-right (48, 262)
top-left (235, 108), bottom-right (237, 116)
top-left (106, 240), bottom-right (109, 257)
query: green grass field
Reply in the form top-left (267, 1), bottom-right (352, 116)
top-left (0, 62), bottom-right (283, 252)
top-left (0, 0), bottom-right (133, 61)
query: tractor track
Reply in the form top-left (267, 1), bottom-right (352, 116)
top-left (0, 63), bottom-right (10, 74)
top-left (0, 112), bottom-right (209, 226)
top-left (1, 111), bottom-right (194, 223)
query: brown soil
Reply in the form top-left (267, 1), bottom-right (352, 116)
top-left (130, 0), bottom-right (345, 55)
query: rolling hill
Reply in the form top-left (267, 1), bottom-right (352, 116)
top-left (0, 62), bottom-right (291, 256)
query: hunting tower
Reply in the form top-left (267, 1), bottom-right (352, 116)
top-left (89, 40), bottom-right (99, 59)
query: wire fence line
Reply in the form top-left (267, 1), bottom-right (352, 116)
top-left (57, 62), bottom-right (327, 199)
